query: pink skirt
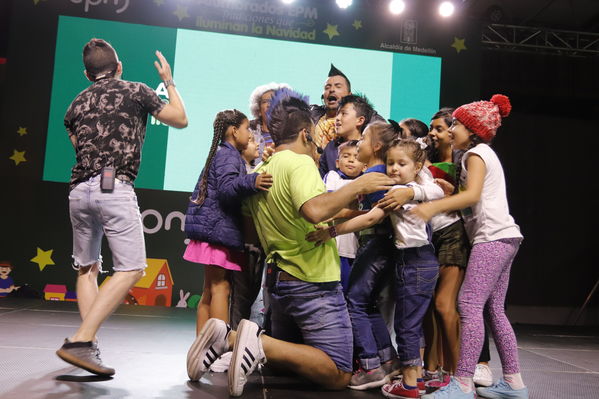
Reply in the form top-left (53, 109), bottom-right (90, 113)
top-left (183, 240), bottom-right (244, 271)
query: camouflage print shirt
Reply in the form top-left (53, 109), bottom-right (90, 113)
top-left (64, 78), bottom-right (165, 189)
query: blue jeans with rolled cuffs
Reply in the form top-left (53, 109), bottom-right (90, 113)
top-left (394, 244), bottom-right (439, 368)
top-left (266, 265), bottom-right (354, 373)
top-left (68, 175), bottom-right (147, 272)
top-left (347, 235), bottom-right (397, 370)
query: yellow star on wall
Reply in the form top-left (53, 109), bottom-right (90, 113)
top-left (451, 37), bottom-right (467, 53)
top-left (323, 23), bottom-right (340, 40)
top-left (352, 20), bottom-right (362, 30)
top-left (17, 127), bottom-right (27, 136)
top-left (31, 247), bottom-right (55, 271)
top-left (173, 5), bottom-right (189, 21)
top-left (9, 150), bottom-right (26, 165)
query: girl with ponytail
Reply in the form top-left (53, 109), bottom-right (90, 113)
top-left (184, 109), bottom-right (272, 381)
top-left (413, 95), bottom-right (529, 399)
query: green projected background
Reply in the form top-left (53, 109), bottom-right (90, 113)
top-left (44, 16), bottom-right (441, 192)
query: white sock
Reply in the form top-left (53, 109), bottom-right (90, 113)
top-left (504, 373), bottom-right (525, 390)
top-left (455, 376), bottom-right (474, 393)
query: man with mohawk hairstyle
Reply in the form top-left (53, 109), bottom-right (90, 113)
top-left (189, 88), bottom-right (395, 397)
top-left (310, 64), bottom-right (352, 148)
top-left (310, 64), bottom-right (385, 150)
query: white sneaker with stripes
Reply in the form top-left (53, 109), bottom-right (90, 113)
top-left (186, 318), bottom-right (231, 381)
top-left (229, 319), bottom-right (266, 397)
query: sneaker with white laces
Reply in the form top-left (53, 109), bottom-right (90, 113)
top-left (228, 319), bottom-right (266, 397)
top-left (381, 381), bottom-right (421, 398)
top-left (56, 339), bottom-right (115, 376)
top-left (187, 318), bottom-right (231, 381)
top-left (476, 378), bottom-right (529, 399)
top-left (421, 377), bottom-right (475, 399)
top-left (473, 363), bottom-right (494, 387)
top-left (348, 367), bottom-right (389, 390)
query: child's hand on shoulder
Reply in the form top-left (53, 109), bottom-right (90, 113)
top-left (434, 178), bottom-right (455, 197)
top-left (262, 145), bottom-right (275, 162)
top-left (305, 225), bottom-right (331, 246)
top-left (255, 171), bottom-right (273, 191)
top-left (379, 187), bottom-right (413, 211)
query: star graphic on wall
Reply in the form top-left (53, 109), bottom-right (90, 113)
top-left (451, 37), bottom-right (467, 53)
top-left (31, 247), bottom-right (55, 271)
top-left (154, 0), bottom-right (165, 5)
top-left (352, 20), bottom-right (362, 30)
top-left (173, 5), bottom-right (189, 21)
top-left (323, 24), bottom-right (340, 40)
top-left (17, 127), bottom-right (27, 136)
top-left (9, 150), bottom-right (26, 165)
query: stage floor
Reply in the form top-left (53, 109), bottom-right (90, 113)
top-left (1, 298), bottom-right (598, 399)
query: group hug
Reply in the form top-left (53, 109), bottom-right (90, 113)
top-left (57, 38), bottom-right (527, 399)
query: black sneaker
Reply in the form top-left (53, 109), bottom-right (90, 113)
top-left (56, 339), bottom-right (115, 376)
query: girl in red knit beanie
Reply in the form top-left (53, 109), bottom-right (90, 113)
top-left (412, 95), bottom-right (528, 399)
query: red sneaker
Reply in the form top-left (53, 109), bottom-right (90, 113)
top-left (382, 381), bottom-right (421, 398)
top-left (417, 378), bottom-right (426, 394)
top-left (425, 374), bottom-right (451, 393)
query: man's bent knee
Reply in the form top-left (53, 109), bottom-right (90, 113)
top-left (321, 370), bottom-right (351, 390)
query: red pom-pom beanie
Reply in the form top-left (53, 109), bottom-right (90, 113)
top-left (452, 94), bottom-right (512, 143)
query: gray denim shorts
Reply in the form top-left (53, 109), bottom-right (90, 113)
top-left (68, 175), bottom-right (147, 272)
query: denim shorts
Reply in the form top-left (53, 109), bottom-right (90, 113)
top-left (68, 175), bottom-right (147, 272)
top-left (266, 266), bottom-right (353, 373)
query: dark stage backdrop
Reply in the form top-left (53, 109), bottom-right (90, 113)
top-left (481, 50), bottom-right (598, 318)
top-left (3, 0), bottom-right (484, 310)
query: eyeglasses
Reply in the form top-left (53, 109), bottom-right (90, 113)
top-left (304, 129), bottom-right (324, 155)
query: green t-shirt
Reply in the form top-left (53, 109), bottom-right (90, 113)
top-left (243, 150), bottom-right (340, 282)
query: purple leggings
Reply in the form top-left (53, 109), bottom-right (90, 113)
top-left (456, 238), bottom-right (522, 377)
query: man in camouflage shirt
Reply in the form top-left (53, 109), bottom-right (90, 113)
top-left (56, 38), bottom-right (187, 376)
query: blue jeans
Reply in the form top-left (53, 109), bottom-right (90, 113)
top-left (394, 244), bottom-right (439, 367)
top-left (339, 256), bottom-right (353, 294)
top-left (266, 266), bottom-right (353, 373)
top-left (68, 175), bottom-right (146, 271)
top-left (347, 235), bottom-right (397, 370)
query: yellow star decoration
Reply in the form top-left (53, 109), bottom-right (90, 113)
top-left (17, 127), bottom-right (27, 136)
top-left (173, 5), bottom-right (189, 21)
top-left (323, 23), bottom-right (340, 40)
top-left (31, 248), bottom-right (55, 271)
top-left (352, 20), bottom-right (362, 30)
top-left (9, 150), bottom-right (26, 166)
top-left (154, 0), bottom-right (165, 5)
top-left (451, 37), bottom-right (467, 53)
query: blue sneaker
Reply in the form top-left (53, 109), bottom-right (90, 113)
top-left (476, 378), bottom-right (529, 399)
top-left (421, 377), bottom-right (475, 399)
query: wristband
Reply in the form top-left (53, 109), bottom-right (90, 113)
top-left (328, 225), bottom-right (338, 238)
top-left (164, 79), bottom-right (176, 88)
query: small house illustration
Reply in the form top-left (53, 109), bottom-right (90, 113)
top-left (44, 284), bottom-right (67, 301)
top-left (101, 258), bottom-right (174, 307)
